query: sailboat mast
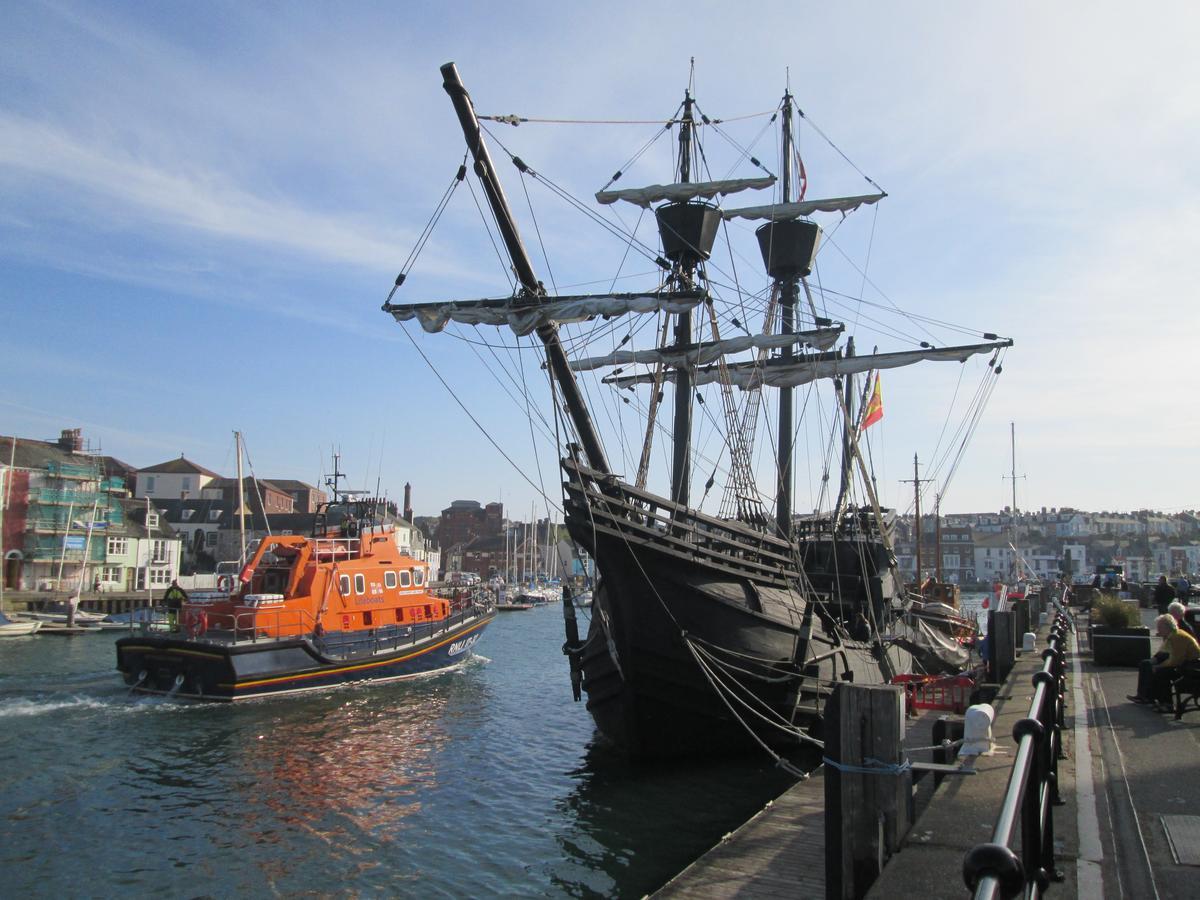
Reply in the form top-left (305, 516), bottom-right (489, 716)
top-left (775, 94), bottom-right (796, 538)
top-left (670, 91), bottom-right (696, 509)
top-left (1010, 421), bottom-right (1018, 579)
top-left (912, 454), bottom-right (922, 583)
top-left (439, 63), bottom-right (609, 477)
top-left (235, 431), bottom-right (246, 568)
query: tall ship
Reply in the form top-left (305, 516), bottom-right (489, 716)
top-left (117, 483), bottom-right (495, 700)
top-left (383, 63), bottom-right (1009, 758)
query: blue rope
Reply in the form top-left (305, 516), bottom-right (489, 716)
top-left (821, 756), bottom-right (912, 775)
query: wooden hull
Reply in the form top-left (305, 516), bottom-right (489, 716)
top-left (116, 610), bottom-right (493, 701)
top-left (562, 459), bottom-right (906, 760)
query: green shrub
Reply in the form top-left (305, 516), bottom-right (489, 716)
top-left (1092, 595), bottom-right (1141, 628)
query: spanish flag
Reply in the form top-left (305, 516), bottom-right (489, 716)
top-left (860, 374), bottom-right (883, 431)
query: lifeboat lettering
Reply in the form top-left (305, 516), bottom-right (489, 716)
top-left (448, 633), bottom-right (480, 657)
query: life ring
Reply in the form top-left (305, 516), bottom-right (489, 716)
top-left (217, 575), bottom-right (232, 592)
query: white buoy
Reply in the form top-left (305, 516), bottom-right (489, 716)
top-left (961, 703), bottom-right (996, 756)
top-left (1023, 632), bottom-right (1037, 653)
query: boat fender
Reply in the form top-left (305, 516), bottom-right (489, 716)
top-left (188, 609), bottom-right (208, 638)
top-left (217, 575), bottom-right (232, 592)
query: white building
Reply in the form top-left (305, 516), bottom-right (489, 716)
top-left (135, 456), bottom-right (221, 501)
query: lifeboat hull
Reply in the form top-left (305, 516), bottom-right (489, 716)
top-left (116, 612), bottom-right (493, 701)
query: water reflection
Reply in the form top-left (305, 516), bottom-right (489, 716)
top-left (549, 739), bottom-right (800, 896)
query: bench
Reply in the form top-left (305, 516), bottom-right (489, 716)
top-left (1171, 661), bottom-right (1200, 720)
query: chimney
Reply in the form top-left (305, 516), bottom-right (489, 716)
top-left (403, 482), bottom-right (413, 523)
top-left (58, 428), bottom-right (83, 452)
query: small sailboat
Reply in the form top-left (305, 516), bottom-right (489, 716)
top-left (383, 64), bottom-right (1010, 758)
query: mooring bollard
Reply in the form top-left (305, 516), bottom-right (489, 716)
top-left (824, 682), bottom-right (911, 900)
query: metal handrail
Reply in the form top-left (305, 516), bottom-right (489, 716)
top-left (964, 599), bottom-right (1070, 900)
top-left (166, 593), bottom-right (494, 651)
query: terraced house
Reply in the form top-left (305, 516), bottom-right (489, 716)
top-left (0, 429), bottom-right (182, 592)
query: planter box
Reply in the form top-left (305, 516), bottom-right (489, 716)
top-left (1090, 625), bottom-right (1151, 667)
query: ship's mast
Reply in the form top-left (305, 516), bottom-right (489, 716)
top-left (439, 63), bottom-right (609, 477)
top-left (834, 337), bottom-right (856, 521)
top-left (775, 94), bottom-right (796, 538)
top-left (935, 492), bottom-right (943, 583)
top-left (670, 91), bottom-right (696, 509)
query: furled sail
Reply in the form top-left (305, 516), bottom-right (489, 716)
top-left (383, 290), bottom-right (706, 336)
top-left (596, 177), bottom-right (776, 208)
top-left (604, 340), bottom-right (1012, 391)
top-left (569, 326), bottom-right (844, 372)
top-left (721, 192), bottom-right (886, 222)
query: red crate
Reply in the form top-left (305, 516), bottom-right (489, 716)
top-left (892, 673), bottom-right (974, 714)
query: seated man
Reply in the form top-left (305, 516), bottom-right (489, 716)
top-left (1168, 600), bottom-right (1197, 638)
top-left (1129, 614), bottom-right (1200, 710)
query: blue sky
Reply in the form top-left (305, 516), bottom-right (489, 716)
top-left (2, 1), bottom-right (1197, 520)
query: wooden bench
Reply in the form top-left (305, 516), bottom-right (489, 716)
top-left (1171, 661), bottom-right (1200, 720)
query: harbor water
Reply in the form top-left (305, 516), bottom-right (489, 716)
top-left (0, 604), bottom-right (793, 896)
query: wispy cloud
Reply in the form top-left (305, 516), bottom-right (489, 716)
top-left (0, 115), bottom-right (405, 270)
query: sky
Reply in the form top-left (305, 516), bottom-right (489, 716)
top-left (2, 1), bottom-right (1198, 521)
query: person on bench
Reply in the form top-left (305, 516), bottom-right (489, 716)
top-left (1128, 614), bottom-right (1200, 711)
top-left (1168, 600), bottom-right (1197, 638)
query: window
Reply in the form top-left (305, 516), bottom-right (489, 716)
top-left (208, 510), bottom-right (222, 522)
top-left (101, 566), bottom-right (121, 583)
top-left (145, 476), bottom-right (156, 492)
top-left (107, 537), bottom-right (128, 557)
top-left (354, 573), bottom-right (365, 595)
top-left (147, 513), bottom-right (159, 528)
top-left (182, 477), bottom-right (192, 492)
top-left (151, 539), bottom-right (169, 563)
top-left (149, 568), bottom-right (171, 587)
top-left (363, 611), bottom-right (373, 626)
top-left (339, 574), bottom-right (351, 596)
top-left (400, 570), bottom-right (411, 588)
top-left (384, 571), bottom-right (397, 589)
top-left (182, 510), bottom-right (195, 521)
top-left (205, 531), bottom-right (218, 547)
top-left (413, 568), bottom-right (424, 587)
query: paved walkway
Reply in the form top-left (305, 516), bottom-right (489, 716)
top-left (1079, 606), bottom-right (1200, 899)
top-left (654, 604), bottom-right (1200, 899)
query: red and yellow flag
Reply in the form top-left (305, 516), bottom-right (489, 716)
top-left (860, 374), bottom-right (883, 431)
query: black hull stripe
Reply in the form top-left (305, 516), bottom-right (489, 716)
top-left (223, 617), bottom-right (493, 691)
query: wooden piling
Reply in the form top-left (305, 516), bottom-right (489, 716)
top-left (823, 682), bottom-right (911, 900)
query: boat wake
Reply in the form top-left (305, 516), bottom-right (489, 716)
top-left (0, 694), bottom-right (130, 719)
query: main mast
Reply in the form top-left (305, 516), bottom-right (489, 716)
top-left (439, 63), bottom-right (609, 477)
top-left (669, 92), bottom-right (697, 509)
top-left (750, 90), bottom-right (822, 537)
top-left (775, 94), bottom-right (796, 538)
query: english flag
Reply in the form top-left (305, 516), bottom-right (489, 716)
top-left (860, 374), bottom-right (883, 431)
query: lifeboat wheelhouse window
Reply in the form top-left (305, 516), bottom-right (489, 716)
top-left (384, 571), bottom-right (397, 589)
top-left (413, 568), bottom-right (424, 587)
top-left (354, 573), bottom-right (366, 595)
top-left (400, 570), bottom-right (411, 588)
top-left (339, 574), bottom-right (351, 596)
